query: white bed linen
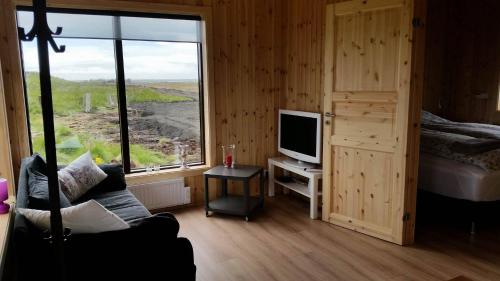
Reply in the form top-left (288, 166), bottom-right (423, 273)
top-left (418, 153), bottom-right (500, 202)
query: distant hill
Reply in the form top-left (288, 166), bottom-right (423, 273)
top-left (25, 72), bottom-right (191, 117)
top-left (25, 72), bottom-right (197, 84)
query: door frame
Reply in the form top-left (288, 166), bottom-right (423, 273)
top-left (401, 0), bottom-right (427, 244)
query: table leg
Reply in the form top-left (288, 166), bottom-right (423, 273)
top-left (221, 178), bottom-right (228, 197)
top-left (268, 161), bottom-right (275, 197)
top-left (244, 179), bottom-right (250, 220)
top-left (259, 169), bottom-right (265, 208)
top-left (309, 177), bottom-right (318, 219)
top-left (204, 175), bottom-right (209, 217)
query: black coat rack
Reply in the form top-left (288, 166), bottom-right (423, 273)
top-left (18, 0), bottom-right (67, 280)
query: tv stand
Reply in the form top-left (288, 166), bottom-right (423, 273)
top-left (268, 157), bottom-right (322, 219)
top-left (282, 158), bottom-right (315, 169)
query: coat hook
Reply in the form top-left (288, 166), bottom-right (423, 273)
top-left (48, 37), bottom-right (65, 53)
top-left (18, 26), bottom-right (37, 41)
top-left (52, 26), bottom-right (63, 36)
top-left (18, 13), bottom-right (65, 54)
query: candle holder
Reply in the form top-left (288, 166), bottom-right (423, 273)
top-left (177, 143), bottom-right (190, 170)
top-left (222, 144), bottom-right (236, 168)
top-left (0, 178), bottom-right (9, 214)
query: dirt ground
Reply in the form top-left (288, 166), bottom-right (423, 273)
top-left (60, 88), bottom-right (203, 163)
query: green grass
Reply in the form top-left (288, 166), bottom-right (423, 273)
top-left (26, 72), bottom-right (189, 167)
top-left (26, 72), bottom-right (190, 117)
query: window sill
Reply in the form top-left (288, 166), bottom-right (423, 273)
top-left (126, 165), bottom-right (210, 185)
top-left (0, 197), bottom-right (15, 277)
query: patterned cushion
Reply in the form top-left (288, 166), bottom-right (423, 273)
top-left (58, 151), bottom-right (108, 202)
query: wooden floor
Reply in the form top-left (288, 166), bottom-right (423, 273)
top-left (173, 195), bottom-right (500, 281)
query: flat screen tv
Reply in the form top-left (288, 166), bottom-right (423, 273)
top-left (278, 109), bottom-right (321, 168)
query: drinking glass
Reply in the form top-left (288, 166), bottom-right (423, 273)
top-left (222, 144), bottom-right (236, 168)
top-left (177, 143), bottom-right (190, 169)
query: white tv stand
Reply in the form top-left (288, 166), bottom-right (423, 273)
top-left (268, 157), bottom-right (322, 219)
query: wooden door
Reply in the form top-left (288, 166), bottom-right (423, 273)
top-left (322, 0), bottom-right (420, 245)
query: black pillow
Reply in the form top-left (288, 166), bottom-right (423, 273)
top-left (28, 154), bottom-right (48, 175)
top-left (27, 168), bottom-right (72, 210)
top-left (90, 164), bottom-right (127, 193)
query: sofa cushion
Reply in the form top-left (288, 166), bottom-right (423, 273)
top-left (78, 190), bottom-right (151, 223)
top-left (58, 151), bottom-right (108, 202)
top-left (87, 164), bottom-right (127, 195)
top-left (28, 169), bottom-right (72, 210)
top-left (28, 154), bottom-right (47, 175)
top-left (17, 199), bottom-right (130, 234)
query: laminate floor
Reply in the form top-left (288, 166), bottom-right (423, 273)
top-left (173, 195), bottom-right (500, 281)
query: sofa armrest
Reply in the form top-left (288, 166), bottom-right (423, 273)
top-left (67, 212), bottom-right (179, 246)
top-left (129, 212), bottom-right (180, 239)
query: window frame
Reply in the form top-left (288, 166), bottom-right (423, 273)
top-left (17, 6), bottom-right (207, 174)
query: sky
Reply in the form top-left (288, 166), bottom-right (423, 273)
top-left (21, 39), bottom-right (199, 81)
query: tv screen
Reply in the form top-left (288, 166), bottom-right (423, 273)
top-left (280, 113), bottom-right (317, 157)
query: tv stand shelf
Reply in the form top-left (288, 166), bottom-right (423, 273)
top-left (268, 157), bottom-right (322, 219)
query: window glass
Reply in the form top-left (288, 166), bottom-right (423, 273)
top-left (21, 38), bottom-right (122, 165)
top-left (122, 40), bottom-right (203, 169)
top-left (17, 11), bottom-right (201, 42)
top-left (17, 9), bottom-right (205, 171)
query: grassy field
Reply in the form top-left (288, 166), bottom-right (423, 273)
top-left (26, 72), bottom-right (192, 167)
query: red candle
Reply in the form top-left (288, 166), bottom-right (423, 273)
top-left (225, 154), bottom-right (232, 167)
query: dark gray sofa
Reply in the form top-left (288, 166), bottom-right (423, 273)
top-left (13, 155), bottom-right (196, 281)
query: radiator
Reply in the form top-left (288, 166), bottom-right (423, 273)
top-left (127, 178), bottom-right (191, 210)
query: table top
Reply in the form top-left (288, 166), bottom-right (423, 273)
top-left (204, 165), bottom-right (263, 179)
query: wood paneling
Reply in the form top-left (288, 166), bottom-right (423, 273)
top-left (212, 0), bottom-right (282, 196)
top-left (281, 0), bottom-right (326, 113)
top-left (0, 58), bottom-right (15, 195)
top-left (422, 0), bottom-right (500, 124)
top-left (334, 6), bottom-right (401, 92)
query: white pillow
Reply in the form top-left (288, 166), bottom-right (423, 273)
top-left (58, 151), bottom-right (107, 202)
top-left (17, 200), bottom-right (130, 234)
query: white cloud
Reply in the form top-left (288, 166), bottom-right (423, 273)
top-left (21, 39), bottom-right (199, 81)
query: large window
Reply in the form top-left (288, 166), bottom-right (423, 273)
top-left (17, 8), bottom-right (204, 173)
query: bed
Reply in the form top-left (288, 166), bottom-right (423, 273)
top-left (418, 111), bottom-right (500, 202)
top-left (419, 153), bottom-right (500, 202)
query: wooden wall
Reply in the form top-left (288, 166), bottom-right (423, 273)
top-left (0, 0), bottom-right (328, 204)
top-left (281, 0), bottom-right (326, 113)
top-left (212, 0), bottom-right (283, 196)
top-left (0, 57), bottom-right (15, 195)
top-left (423, 0), bottom-right (500, 124)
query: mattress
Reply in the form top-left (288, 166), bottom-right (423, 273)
top-left (418, 153), bottom-right (500, 202)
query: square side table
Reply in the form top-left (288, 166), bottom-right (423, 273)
top-left (204, 165), bottom-right (264, 221)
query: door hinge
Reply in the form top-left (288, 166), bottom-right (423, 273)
top-left (402, 212), bottom-right (411, 221)
top-left (412, 17), bottom-right (424, 28)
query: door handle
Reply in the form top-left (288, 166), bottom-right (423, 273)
top-left (324, 112), bottom-right (335, 118)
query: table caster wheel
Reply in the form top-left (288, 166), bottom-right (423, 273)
top-left (245, 216), bottom-right (249, 222)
